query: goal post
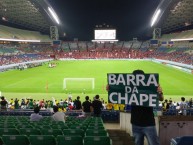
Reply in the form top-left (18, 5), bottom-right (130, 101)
top-left (63, 78), bottom-right (95, 90)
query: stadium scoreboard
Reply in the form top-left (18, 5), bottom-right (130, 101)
top-left (95, 29), bottom-right (116, 40)
top-left (92, 28), bottom-right (118, 42)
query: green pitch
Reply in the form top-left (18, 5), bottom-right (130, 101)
top-left (0, 60), bottom-right (193, 102)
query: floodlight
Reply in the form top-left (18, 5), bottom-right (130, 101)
top-left (151, 9), bottom-right (161, 27)
top-left (48, 7), bottom-right (60, 24)
top-left (171, 38), bottom-right (193, 42)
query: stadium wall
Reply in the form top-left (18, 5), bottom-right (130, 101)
top-left (59, 58), bottom-right (193, 74)
top-left (152, 59), bottom-right (193, 74)
top-left (59, 58), bottom-right (150, 61)
top-left (0, 59), bottom-right (53, 72)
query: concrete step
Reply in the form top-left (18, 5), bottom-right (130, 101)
top-left (107, 129), bottom-right (135, 145)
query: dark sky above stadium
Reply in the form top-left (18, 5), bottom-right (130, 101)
top-left (48, 0), bottom-right (160, 41)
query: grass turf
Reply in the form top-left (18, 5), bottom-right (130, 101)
top-left (0, 60), bottom-right (193, 102)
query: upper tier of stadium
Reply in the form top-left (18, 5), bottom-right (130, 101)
top-left (0, 0), bottom-right (61, 34)
top-left (154, 0), bottom-right (193, 33)
top-left (0, 25), bottom-right (51, 42)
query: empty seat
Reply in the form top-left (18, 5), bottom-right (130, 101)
top-left (41, 129), bottom-right (63, 137)
top-left (0, 124), bottom-right (16, 128)
top-left (57, 135), bottom-right (83, 145)
top-left (85, 129), bottom-right (108, 136)
top-left (51, 125), bottom-right (68, 130)
top-left (63, 129), bottom-right (84, 137)
top-left (0, 128), bottom-right (19, 136)
top-left (17, 125), bottom-right (34, 129)
top-left (83, 136), bottom-right (112, 145)
top-left (70, 125), bottom-right (87, 131)
top-left (2, 135), bottom-right (29, 145)
top-left (87, 126), bottom-right (105, 130)
top-left (29, 135), bottom-right (56, 145)
top-left (19, 128), bottom-right (41, 136)
top-left (38, 125), bottom-right (51, 130)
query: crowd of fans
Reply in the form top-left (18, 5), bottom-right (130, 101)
top-left (0, 95), bottom-right (125, 114)
top-left (0, 43), bottom-right (52, 66)
top-left (1, 94), bottom-right (193, 116)
top-left (0, 42), bottom-right (193, 66)
top-left (161, 97), bottom-right (193, 115)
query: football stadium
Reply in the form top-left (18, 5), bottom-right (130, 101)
top-left (0, 0), bottom-right (193, 145)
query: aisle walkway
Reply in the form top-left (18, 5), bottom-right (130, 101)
top-left (104, 123), bottom-right (148, 145)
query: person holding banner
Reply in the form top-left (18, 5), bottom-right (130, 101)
top-left (107, 69), bottom-right (164, 145)
top-left (131, 70), bottom-right (164, 145)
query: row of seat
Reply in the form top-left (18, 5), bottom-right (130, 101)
top-left (0, 110), bottom-right (120, 122)
top-left (0, 128), bottom-right (108, 137)
top-left (0, 116), bottom-right (110, 145)
top-left (0, 135), bottom-right (112, 145)
top-left (0, 117), bottom-right (104, 129)
top-left (1, 116), bottom-right (103, 124)
top-left (0, 123), bottom-right (104, 129)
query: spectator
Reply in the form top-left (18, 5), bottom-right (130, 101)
top-left (68, 93), bottom-right (72, 102)
top-left (92, 94), bottom-right (103, 117)
top-left (74, 96), bottom-right (82, 110)
top-left (102, 102), bottom-right (107, 110)
top-left (169, 98), bottom-right (173, 105)
top-left (68, 102), bottom-right (74, 110)
top-left (82, 96), bottom-right (92, 116)
top-left (178, 97), bottom-right (188, 115)
top-left (119, 104), bottom-right (125, 111)
top-left (30, 106), bottom-right (43, 121)
top-left (189, 98), bottom-right (192, 108)
top-left (21, 99), bottom-right (26, 109)
top-left (113, 103), bottom-right (119, 111)
top-left (0, 96), bottom-right (8, 111)
top-left (106, 102), bottom-right (113, 110)
top-left (14, 98), bottom-right (19, 109)
top-left (162, 99), bottom-right (170, 111)
top-left (28, 99), bottom-right (33, 109)
top-left (130, 70), bottom-right (164, 145)
top-left (52, 105), bottom-right (66, 122)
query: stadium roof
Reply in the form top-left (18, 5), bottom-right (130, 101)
top-left (153, 0), bottom-right (193, 34)
top-left (0, 0), bottom-right (60, 34)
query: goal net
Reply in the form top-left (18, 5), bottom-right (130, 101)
top-left (63, 78), bottom-right (95, 91)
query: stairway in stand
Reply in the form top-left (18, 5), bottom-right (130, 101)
top-left (107, 129), bottom-right (135, 145)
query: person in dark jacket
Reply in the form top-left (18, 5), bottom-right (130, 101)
top-left (92, 94), bottom-right (103, 117)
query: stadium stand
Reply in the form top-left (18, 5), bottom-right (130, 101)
top-left (1, 1), bottom-right (193, 145)
top-left (0, 116), bottom-right (115, 145)
top-left (0, 25), bottom-right (51, 42)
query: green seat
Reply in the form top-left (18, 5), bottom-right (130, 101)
top-left (0, 125), bottom-right (16, 128)
top-left (87, 126), bottom-right (105, 130)
top-left (2, 135), bottom-right (29, 145)
top-left (57, 135), bottom-right (83, 145)
top-left (50, 121), bottom-right (65, 125)
top-left (83, 136), bottom-right (112, 145)
top-left (85, 129), bottom-right (108, 136)
top-left (63, 129), bottom-right (84, 137)
top-left (38, 125), bottom-right (51, 130)
top-left (89, 123), bottom-right (103, 127)
top-left (70, 125), bottom-right (87, 131)
top-left (19, 128), bottom-right (41, 136)
top-left (51, 125), bottom-right (68, 130)
top-left (0, 128), bottom-right (19, 136)
top-left (41, 129), bottom-right (63, 137)
top-left (17, 125), bottom-right (34, 129)
top-left (29, 135), bottom-right (56, 145)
